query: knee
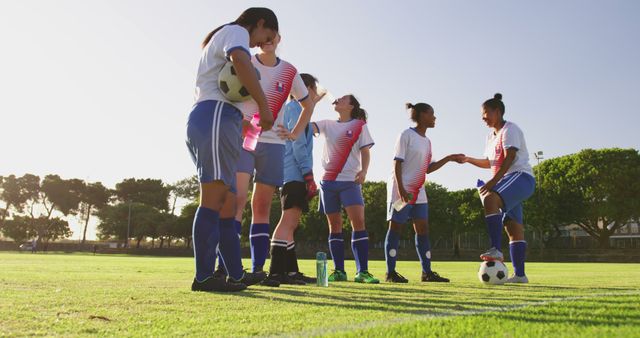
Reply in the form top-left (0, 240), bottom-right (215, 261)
top-left (483, 193), bottom-right (502, 214)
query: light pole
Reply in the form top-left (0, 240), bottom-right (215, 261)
top-left (533, 151), bottom-right (544, 165)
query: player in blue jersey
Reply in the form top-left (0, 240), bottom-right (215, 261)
top-left (459, 93), bottom-right (535, 283)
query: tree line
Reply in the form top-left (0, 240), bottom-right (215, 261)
top-left (1, 148), bottom-right (638, 250)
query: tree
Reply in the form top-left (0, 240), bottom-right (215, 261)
top-left (77, 182), bottom-right (111, 244)
top-left (535, 148), bottom-right (640, 248)
top-left (361, 181), bottom-right (388, 242)
top-left (176, 202), bottom-right (197, 247)
top-left (1, 216), bottom-right (33, 244)
top-left (97, 202), bottom-right (163, 248)
top-left (0, 174), bottom-right (40, 225)
top-left (114, 178), bottom-right (171, 212)
top-left (168, 176), bottom-right (199, 215)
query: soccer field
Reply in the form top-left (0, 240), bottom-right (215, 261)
top-left (1, 253), bottom-right (639, 337)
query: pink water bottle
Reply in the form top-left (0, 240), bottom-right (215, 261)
top-left (242, 113), bottom-right (262, 151)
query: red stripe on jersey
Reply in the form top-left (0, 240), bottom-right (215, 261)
top-left (323, 120), bottom-right (366, 181)
top-left (405, 138), bottom-right (432, 204)
top-left (250, 61), bottom-right (298, 121)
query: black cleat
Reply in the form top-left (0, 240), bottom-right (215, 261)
top-left (191, 277), bottom-right (247, 292)
top-left (385, 270), bottom-right (409, 283)
top-left (212, 266), bottom-right (226, 279)
top-left (260, 274), bottom-right (282, 287)
top-left (234, 270), bottom-right (266, 286)
top-left (421, 271), bottom-right (450, 283)
top-left (289, 272), bottom-right (317, 284)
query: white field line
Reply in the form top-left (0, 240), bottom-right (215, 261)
top-left (273, 290), bottom-right (640, 338)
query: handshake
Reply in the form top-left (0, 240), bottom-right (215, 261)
top-left (448, 154), bottom-right (467, 164)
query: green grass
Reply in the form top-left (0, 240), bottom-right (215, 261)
top-left (1, 253), bottom-right (639, 337)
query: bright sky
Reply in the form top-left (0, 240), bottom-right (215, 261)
top-left (1, 1), bottom-right (639, 239)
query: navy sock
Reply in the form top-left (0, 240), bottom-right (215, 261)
top-left (510, 241), bottom-right (527, 277)
top-left (192, 207), bottom-right (219, 282)
top-left (384, 229), bottom-right (400, 273)
top-left (485, 213), bottom-right (503, 251)
top-left (328, 233), bottom-right (345, 272)
top-left (415, 234), bottom-right (432, 273)
top-left (250, 223), bottom-right (270, 272)
top-left (286, 242), bottom-right (299, 274)
top-left (268, 239), bottom-right (288, 275)
top-left (351, 230), bottom-right (369, 273)
top-left (217, 218), bottom-right (243, 280)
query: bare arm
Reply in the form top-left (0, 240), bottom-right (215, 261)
top-left (427, 154), bottom-right (465, 174)
top-left (463, 157), bottom-right (491, 169)
top-left (355, 146), bottom-right (371, 184)
top-left (479, 148), bottom-right (517, 195)
top-left (394, 160), bottom-right (410, 202)
top-left (229, 50), bottom-right (273, 131)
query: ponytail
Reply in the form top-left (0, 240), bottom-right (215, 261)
top-left (348, 95), bottom-right (367, 122)
top-left (201, 7), bottom-right (278, 49)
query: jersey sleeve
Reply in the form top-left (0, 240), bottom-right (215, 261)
top-left (393, 131), bottom-right (408, 162)
top-left (219, 25), bottom-right (251, 60)
top-left (290, 73), bottom-right (309, 102)
top-left (312, 120), bottom-right (328, 136)
top-left (503, 124), bottom-right (523, 151)
top-left (358, 123), bottom-right (375, 149)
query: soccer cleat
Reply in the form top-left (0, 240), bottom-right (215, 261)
top-left (328, 270), bottom-right (348, 282)
top-left (480, 247), bottom-right (504, 262)
top-left (191, 277), bottom-right (246, 292)
top-left (212, 266), bottom-right (226, 279)
top-left (259, 274), bottom-right (282, 287)
top-left (421, 271), bottom-right (450, 283)
top-left (385, 271), bottom-right (409, 283)
top-left (231, 270), bottom-right (266, 286)
top-left (289, 272), bottom-right (317, 284)
top-left (505, 274), bottom-right (529, 283)
top-left (354, 271), bottom-right (380, 284)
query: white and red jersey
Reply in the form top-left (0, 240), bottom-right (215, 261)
top-left (312, 119), bottom-right (374, 182)
top-left (484, 121), bottom-right (533, 177)
top-left (237, 55), bottom-right (308, 145)
top-left (194, 24), bottom-right (250, 108)
top-left (387, 128), bottom-right (432, 205)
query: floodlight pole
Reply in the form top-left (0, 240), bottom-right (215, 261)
top-left (534, 150), bottom-right (544, 165)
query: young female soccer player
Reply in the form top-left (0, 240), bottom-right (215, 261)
top-left (265, 73), bottom-right (323, 285)
top-left (231, 33), bottom-right (316, 286)
top-left (186, 8), bottom-right (279, 292)
top-left (460, 93), bottom-right (535, 283)
top-left (385, 103), bottom-right (462, 283)
top-left (312, 94), bottom-right (379, 284)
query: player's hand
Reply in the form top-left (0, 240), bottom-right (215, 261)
top-left (258, 106), bottom-right (274, 131)
top-left (355, 170), bottom-right (367, 185)
top-left (479, 178), bottom-right (497, 196)
top-left (303, 172), bottom-right (318, 200)
top-left (276, 125), bottom-right (290, 140)
top-left (449, 154), bottom-right (466, 163)
top-left (399, 188), bottom-right (412, 203)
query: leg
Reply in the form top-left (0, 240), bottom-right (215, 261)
top-left (345, 205), bottom-right (370, 274)
top-left (250, 182), bottom-right (277, 272)
top-left (413, 218), bottom-right (432, 273)
top-left (385, 221), bottom-right (403, 274)
top-left (482, 191), bottom-right (506, 255)
top-left (505, 204), bottom-right (527, 279)
top-left (271, 207), bottom-right (302, 275)
top-left (326, 212), bottom-right (345, 272)
top-left (217, 190), bottom-right (245, 280)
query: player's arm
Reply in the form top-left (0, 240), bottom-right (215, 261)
top-left (462, 156), bottom-right (491, 169)
top-left (479, 148), bottom-right (517, 195)
top-left (229, 50), bottom-right (273, 131)
top-left (288, 96), bottom-right (317, 140)
top-left (355, 146), bottom-right (371, 184)
top-left (427, 154), bottom-right (465, 174)
top-left (394, 160), bottom-right (410, 202)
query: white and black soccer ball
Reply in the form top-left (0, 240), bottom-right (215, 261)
top-left (478, 261), bottom-right (508, 285)
top-left (218, 62), bottom-right (260, 102)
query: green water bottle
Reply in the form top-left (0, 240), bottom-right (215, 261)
top-left (316, 251), bottom-right (328, 287)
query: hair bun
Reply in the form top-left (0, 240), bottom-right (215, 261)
top-left (405, 103), bottom-right (414, 109)
top-left (494, 93), bottom-right (503, 100)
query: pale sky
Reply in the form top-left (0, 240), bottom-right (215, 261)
top-left (1, 1), bottom-right (639, 240)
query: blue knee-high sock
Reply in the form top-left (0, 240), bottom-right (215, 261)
top-left (218, 218), bottom-right (244, 280)
top-left (192, 207), bottom-right (219, 282)
top-left (385, 229), bottom-right (400, 273)
top-left (217, 220), bottom-right (243, 275)
top-left (485, 213), bottom-right (503, 251)
top-left (510, 241), bottom-right (527, 277)
top-left (250, 223), bottom-right (270, 272)
top-left (415, 234), bottom-right (432, 273)
top-left (328, 233), bottom-right (345, 272)
top-left (351, 230), bottom-right (369, 273)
